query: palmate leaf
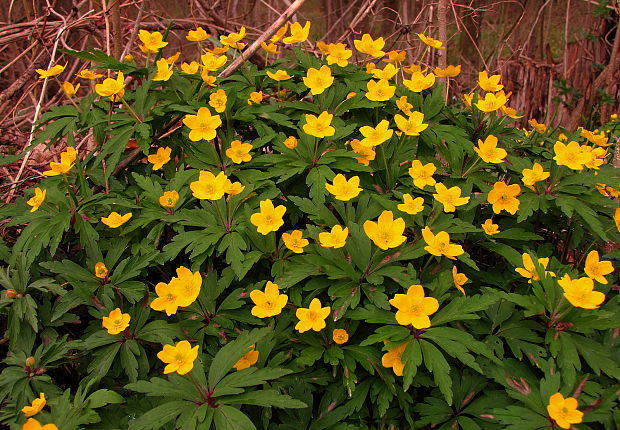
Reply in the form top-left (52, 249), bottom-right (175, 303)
top-left (431, 292), bottom-right (500, 325)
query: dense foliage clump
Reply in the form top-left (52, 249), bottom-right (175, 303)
top-left (1, 24), bottom-right (619, 430)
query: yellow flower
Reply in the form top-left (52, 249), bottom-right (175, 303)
top-left (159, 190), bottom-right (179, 208)
top-left (220, 26), bottom-right (246, 49)
top-left (233, 345), bottom-right (259, 371)
top-left (283, 136), bottom-right (298, 149)
top-left (366, 79), bottom-right (395, 101)
top-left (250, 199), bottom-right (286, 235)
top-left (183, 107), bottom-right (222, 141)
top-left (75, 68), bottom-right (103, 79)
top-left (123, 54), bottom-right (134, 62)
top-left (190, 170), bottom-right (228, 200)
top-left (325, 174), bottom-right (362, 201)
top-left (366, 62), bottom-right (377, 73)
top-left (157, 340), bottom-right (199, 375)
top-left (581, 128), bottom-right (610, 146)
top-left (326, 43), bottom-right (352, 67)
top-left (152, 58), bottom-right (173, 81)
top-left (138, 30), bottom-right (168, 53)
top-left (303, 65), bottom-right (333, 95)
top-left (615, 208), bottom-right (620, 232)
top-left (224, 179), bottom-right (245, 196)
top-left (202, 71), bottom-right (217, 84)
top-left (226, 140), bottom-right (253, 164)
top-left (349, 139), bottom-right (375, 166)
top-left (403, 71), bottom-right (435, 92)
top-left (62, 81), bottom-right (80, 97)
top-left (332, 329), bottom-right (349, 344)
top-left (528, 118), bottom-right (547, 133)
top-left (417, 33), bottom-right (445, 49)
top-left (363, 210), bottom-right (406, 250)
top-left (394, 112), bottom-right (428, 136)
top-left (398, 194), bottom-right (424, 215)
top-left (169, 266), bottom-right (202, 307)
top-left (150, 281), bottom-right (180, 316)
top-left (22, 418), bottom-right (58, 430)
top-left (271, 23), bottom-right (289, 42)
top-left (478, 71), bottom-right (503, 92)
top-left (261, 42), bottom-right (281, 54)
top-left (282, 21), bottom-right (311, 44)
top-left (370, 63), bottom-right (399, 80)
top-left (250, 281), bottom-right (288, 317)
top-left (163, 51), bottom-right (180, 64)
top-left (584, 250), bottom-right (614, 284)
top-left (200, 52), bottom-right (227, 71)
top-left (94, 262), bottom-right (108, 279)
top-left (382, 341), bottom-right (407, 376)
top-left (596, 183), bottom-right (619, 198)
top-left (558, 274), bottom-right (605, 310)
top-left (247, 91), bottom-right (263, 105)
top-left (303, 111), bottom-right (335, 138)
top-left (553, 141), bottom-right (589, 170)
top-left (408, 160), bottom-right (436, 189)
top-left (396, 96), bottom-right (413, 115)
top-left (180, 62), bottom-right (200, 74)
top-left (102, 308), bottom-right (130, 335)
top-left (521, 162), bottom-right (549, 187)
top-left (463, 92), bottom-right (474, 107)
top-left (319, 225), bottom-right (348, 248)
top-left (433, 183), bottom-right (470, 213)
top-left (581, 145), bottom-right (606, 170)
top-left (390, 284), bottom-right (439, 328)
top-left (101, 212), bottom-right (132, 228)
top-left (282, 230), bottom-right (309, 253)
top-left (43, 147), bottom-right (76, 176)
top-left (359, 119), bottom-right (393, 147)
top-left (186, 27), bottom-right (209, 42)
top-left (481, 219), bottom-right (500, 235)
top-left (148, 146), bottom-right (171, 170)
top-left (402, 64), bottom-right (424, 74)
top-left (35, 64), bottom-right (65, 79)
top-left (26, 187), bottom-right (46, 212)
top-left (434, 65), bottom-right (461, 78)
top-left (515, 253), bottom-right (553, 282)
top-left (500, 105), bottom-right (523, 119)
top-left (474, 135), bottom-right (507, 163)
top-left (382, 50), bottom-right (406, 64)
top-left (452, 266), bottom-right (468, 295)
top-left (422, 226), bottom-right (464, 260)
top-left (22, 393), bottom-right (46, 417)
top-left (353, 34), bottom-right (385, 57)
top-left (547, 393), bottom-right (584, 429)
top-left (95, 72), bottom-right (125, 101)
top-left (267, 69), bottom-right (292, 81)
top-left (487, 181), bottom-right (521, 214)
top-left (475, 91), bottom-right (507, 112)
top-left (295, 298), bottom-right (330, 333)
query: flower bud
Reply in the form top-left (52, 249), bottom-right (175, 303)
top-left (5, 289), bottom-right (16, 299)
top-left (25, 356), bottom-right (36, 367)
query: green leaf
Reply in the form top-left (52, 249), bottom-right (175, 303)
top-left (213, 405), bottom-right (256, 430)
top-left (208, 327), bottom-right (272, 389)
top-left (87, 389), bottom-right (125, 408)
top-left (128, 400), bottom-right (192, 430)
top-left (432, 293), bottom-right (499, 325)
top-left (420, 339), bottom-right (453, 405)
top-left (220, 389), bottom-right (307, 408)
